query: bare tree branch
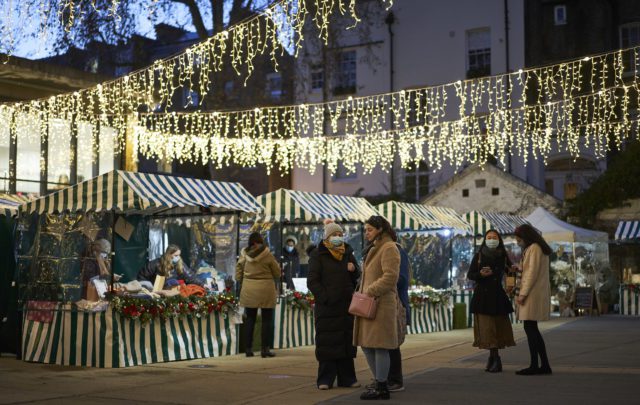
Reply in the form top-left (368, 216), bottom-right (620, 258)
top-left (170, 0), bottom-right (209, 39)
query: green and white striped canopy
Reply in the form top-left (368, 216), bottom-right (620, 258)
top-left (258, 188), bottom-right (378, 223)
top-left (21, 170), bottom-right (263, 215)
top-left (376, 201), bottom-right (472, 234)
top-left (464, 211), bottom-right (529, 236)
top-left (0, 193), bottom-right (32, 217)
top-left (615, 221), bottom-right (640, 240)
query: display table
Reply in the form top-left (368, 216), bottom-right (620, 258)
top-left (619, 284), bottom-right (640, 315)
top-left (22, 303), bottom-right (239, 367)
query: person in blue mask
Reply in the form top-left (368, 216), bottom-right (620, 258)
top-left (307, 219), bottom-right (360, 390)
top-left (467, 229), bottom-right (515, 373)
top-left (138, 244), bottom-right (203, 287)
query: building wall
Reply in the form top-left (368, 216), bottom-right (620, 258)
top-left (292, 0), bottom-right (529, 198)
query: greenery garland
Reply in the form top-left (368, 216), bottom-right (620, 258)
top-left (282, 290), bottom-right (315, 312)
top-left (409, 287), bottom-right (453, 307)
top-left (110, 291), bottom-right (238, 324)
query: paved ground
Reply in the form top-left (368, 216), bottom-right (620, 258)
top-left (324, 316), bottom-right (640, 405)
top-left (0, 316), bottom-right (637, 404)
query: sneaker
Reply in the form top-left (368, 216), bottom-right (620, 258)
top-left (318, 384), bottom-right (330, 390)
top-left (388, 383), bottom-right (405, 392)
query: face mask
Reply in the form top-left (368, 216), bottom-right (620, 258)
top-left (171, 256), bottom-right (180, 264)
top-left (100, 252), bottom-right (109, 259)
top-left (485, 239), bottom-right (499, 249)
top-left (329, 236), bottom-right (344, 247)
top-left (285, 246), bottom-right (294, 253)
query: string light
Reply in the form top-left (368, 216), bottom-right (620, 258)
top-left (0, 0), bottom-right (393, 162)
top-left (126, 47), bottom-right (640, 175)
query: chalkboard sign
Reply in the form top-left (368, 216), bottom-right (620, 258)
top-left (573, 286), bottom-right (599, 315)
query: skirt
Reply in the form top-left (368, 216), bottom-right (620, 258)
top-left (473, 314), bottom-right (516, 349)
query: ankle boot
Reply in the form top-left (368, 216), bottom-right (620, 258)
top-left (360, 381), bottom-right (390, 400)
top-left (485, 354), bottom-right (494, 371)
top-left (261, 348), bottom-right (275, 358)
top-left (488, 355), bottom-right (502, 373)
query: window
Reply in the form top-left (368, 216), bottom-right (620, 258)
top-left (311, 66), bottom-right (324, 91)
top-left (475, 179), bottom-right (486, 188)
top-left (554, 5), bottom-right (567, 25)
top-left (333, 161), bottom-right (357, 180)
top-left (564, 182), bottom-right (578, 200)
top-left (224, 80), bottom-right (234, 97)
top-left (0, 110), bottom-right (9, 191)
top-left (620, 23), bottom-right (640, 72)
top-left (462, 189), bottom-right (469, 197)
top-left (404, 160), bottom-right (429, 202)
top-left (466, 28), bottom-right (491, 79)
top-left (77, 123), bottom-right (95, 182)
top-left (99, 126), bottom-right (115, 175)
top-left (491, 187), bottom-right (500, 196)
top-left (266, 72), bottom-right (282, 100)
top-left (16, 113), bottom-right (41, 194)
top-left (334, 50), bottom-right (357, 95)
top-left (545, 179), bottom-right (554, 195)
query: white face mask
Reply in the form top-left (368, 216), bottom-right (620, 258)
top-left (172, 256), bottom-right (180, 264)
top-left (485, 239), bottom-right (499, 249)
top-left (100, 252), bottom-right (109, 259)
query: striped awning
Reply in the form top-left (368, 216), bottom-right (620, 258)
top-left (615, 221), bottom-right (640, 240)
top-left (0, 193), bottom-right (32, 217)
top-left (21, 170), bottom-right (263, 215)
top-left (376, 201), bottom-right (471, 234)
top-left (258, 189), bottom-right (378, 223)
top-left (465, 211), bottom-right (529, 236)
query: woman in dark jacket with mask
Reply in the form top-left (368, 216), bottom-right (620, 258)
top-left (307, 219), bottom-right (361, 390)
top-left (467, 229), bottom-right (515, 373)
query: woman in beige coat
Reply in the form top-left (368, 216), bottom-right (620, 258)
top-left (354, 216), bottom-right (401, 400)
top-left (236, 232), bottom-right (281, 358)
top-left (514, 224), bottom-right (553, 375)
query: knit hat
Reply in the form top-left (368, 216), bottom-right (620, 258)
top-left (94, 238), bottom-right (111, 254)
top-left (323, 219), bottom-right (344, 240)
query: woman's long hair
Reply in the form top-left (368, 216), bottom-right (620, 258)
top-left (365, 215), bottom-right (397, 242)
top-left (160, 244), bottom-right (184, 276)
top-left (514, 224), bottom-right (552, 255)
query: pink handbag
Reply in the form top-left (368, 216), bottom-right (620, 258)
top-left (349, 292), bottom-right (377, 319)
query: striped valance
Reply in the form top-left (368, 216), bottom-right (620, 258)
top-left (0, 193), bottom-right (32, 217)
top-left (259, 189), bottom-right (378, 223)
top-left (465, 210), bottom-right (529, 236)
top-left (377, 201), bottom-right (471, 234)
top-left (21, 170), bottom-right (263, 215)
top-left (615, 221), bottom-right (640, 240)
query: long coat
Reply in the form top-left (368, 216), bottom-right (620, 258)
top-left (235, 247), bottom-right (280, 309)
top-left (517, 243), bottom-right (551, 321)
top-left (353, 234), bottom-right (401, 349)
top-left (467, 248), bottom-right (514, 315)
top-left (307, 243), bottom-right (360, 361)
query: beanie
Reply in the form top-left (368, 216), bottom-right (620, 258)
top-left (323, 219), bottom-right (344, 240)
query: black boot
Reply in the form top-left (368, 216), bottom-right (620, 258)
top-left (360, 381), bottom-right (390, 400)
top-left (487, 355), bottom-right (502, 373)
top-left (261, 348), bottom-right (276, 358)
top-left (485, 354), bottom-right (494, 371)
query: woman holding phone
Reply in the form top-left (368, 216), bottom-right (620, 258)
top-left (467, 229), bottom-right (516, 373)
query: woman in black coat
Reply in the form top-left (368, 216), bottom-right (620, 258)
top-left (467, 229), bottom-right (516, 373)
top-left (307, 220), bottom-right (360, 390)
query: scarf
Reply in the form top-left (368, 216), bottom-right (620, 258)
top-left (481, 245), bottom-right (502, 259)
top-left (322, 240), bottom-right (345, 261)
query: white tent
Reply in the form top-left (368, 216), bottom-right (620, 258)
top-left (525, 207), bottom-right (608, 243)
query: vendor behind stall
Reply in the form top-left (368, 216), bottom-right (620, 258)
top-left (138, 244), bottom-right (204, 287)
top-left (281, 236), bottom-right (299, 290)
top-left (81, 238), bottom-right (114, 299)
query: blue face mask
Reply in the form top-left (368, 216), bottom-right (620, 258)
top-left (329, 236), bottom-right (344, 247)
top-left (285, 246), bottom-right (294, 253)
top-left (171, 256), bottom-right (180, 265)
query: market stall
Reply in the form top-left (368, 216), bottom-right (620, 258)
top-left (0, 194), bottom-right (32, 354)
top-left (526, 207), bottom-right (611, 314)
top-left (615, 221), bottom-right (640, 315)
top-left (257, 188), bottom-right (378, 349)
top-left (17, 170), bottom-right (262, 367)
